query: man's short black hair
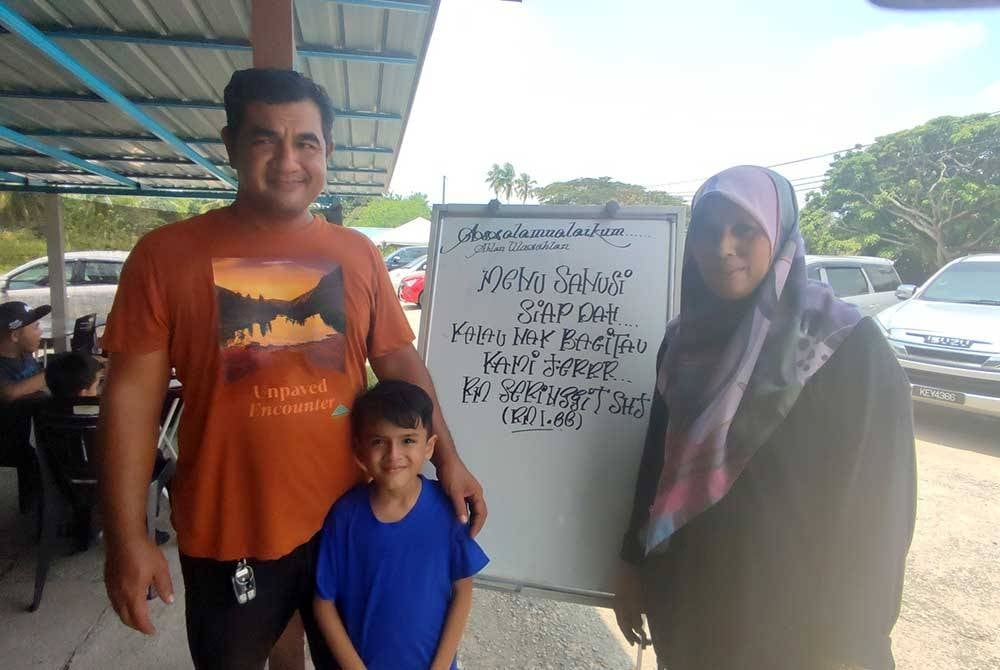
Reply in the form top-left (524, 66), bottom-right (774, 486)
top-left (351, 380), bottom-right (434, 445)
top-left (223, 68), bottom-right (336, 144)
top-left (45, 351), bottom-right (102, 399)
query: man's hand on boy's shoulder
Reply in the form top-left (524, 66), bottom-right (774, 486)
top-left (436, 455), bottom-right (487, 537)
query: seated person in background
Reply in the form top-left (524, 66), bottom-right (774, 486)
top-left (45, 350), bottom-right (171, 545)
top-left (313, 380), bottom-right (489, 670)
top-left (45, 351), bottom-right (104, 399)
top-left (0, 301), bottom-right (51, 403)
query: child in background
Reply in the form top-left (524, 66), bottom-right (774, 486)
top-left (44, 351), bottom-right (103, 399)
top-left (313, 380), bottom-right (488, 670)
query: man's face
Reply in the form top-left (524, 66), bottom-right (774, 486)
top-left (223, 100), bottom-right (332, 218)
top-left (355, 418), bottom-right (437, 494)
top-left (14, 321), bottom-right (43, 354)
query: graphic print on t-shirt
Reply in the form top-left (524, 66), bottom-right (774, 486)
top-left (213, 258), bottom-right (347, 381)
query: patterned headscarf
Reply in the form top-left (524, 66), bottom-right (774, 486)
top-left (644, 166), bottom-right (861, 555)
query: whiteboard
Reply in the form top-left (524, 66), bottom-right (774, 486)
top-left (419, 204), bottom-right (685, 604)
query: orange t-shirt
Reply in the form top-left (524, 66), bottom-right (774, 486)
top-left (103, 207), bottom-right (414, 560)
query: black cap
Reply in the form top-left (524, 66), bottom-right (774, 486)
top-left (0, 301), bottom-right (51, 334)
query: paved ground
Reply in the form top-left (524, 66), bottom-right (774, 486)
top-left (0, 305), bottom-right (996, 668)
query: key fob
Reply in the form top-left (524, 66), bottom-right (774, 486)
top-left (231, 559), bottom-right (256, 605)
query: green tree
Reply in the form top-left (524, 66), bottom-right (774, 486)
top-left (344, 193), bottom-right (431, 228)
top-left (500, 162), bottom-right (516, 202)
top-left (514, 173), bottom-right (537, 204)
top-left (535, 176), bottom-right (685, 206)
top-left (807, 113), bottom-right (1000, 271)
top-left (485, 164), bottom-right (504, 200)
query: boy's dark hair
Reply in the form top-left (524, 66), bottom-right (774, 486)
top-left (223, 68), bottom-right (336, 145)
top-left (45, 351), bottom-right (102, 399)
top-left (351, 380), bottom-right (434, 444)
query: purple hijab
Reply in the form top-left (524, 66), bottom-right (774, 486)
top-left (644, 166), bottom-right (861, 555)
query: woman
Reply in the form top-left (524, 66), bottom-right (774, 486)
top-left (614, 166), bottom-right (916, 670)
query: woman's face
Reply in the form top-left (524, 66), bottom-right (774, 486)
top-left (690, 196), bottom-right (773, 301)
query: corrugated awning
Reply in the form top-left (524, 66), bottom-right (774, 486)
top-left (0, 0), bottom-right (438, 204)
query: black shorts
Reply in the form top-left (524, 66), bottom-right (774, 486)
top-left (180, 535), bottom-right (337, 670)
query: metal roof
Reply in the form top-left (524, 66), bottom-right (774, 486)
top-left (0, 0), bottom-right (438, 203)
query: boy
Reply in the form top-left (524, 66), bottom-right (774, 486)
top-left (44, 351), bottom-right (103, 399)
top-left (0, 301), bottom-right (50, 403)
top-left (314, 380), bottom-right (488, 670)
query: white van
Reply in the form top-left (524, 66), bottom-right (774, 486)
top-left (805, 255), bottom-right (903, 317)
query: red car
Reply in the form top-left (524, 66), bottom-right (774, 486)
top-left (398, 270), bottom-right (426, 309)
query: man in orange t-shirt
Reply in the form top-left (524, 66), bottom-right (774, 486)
top-left (98, 69), bottom-right (486, 670)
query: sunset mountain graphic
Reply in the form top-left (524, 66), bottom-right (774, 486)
top-left (213, 258), bottom-right (348, 382)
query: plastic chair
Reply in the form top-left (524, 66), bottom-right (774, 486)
top-left (0, 395), bottom-right (47, 515)
top-left (69, 313), bottom-right (98, 354)
top-left (29, 398), bottom-right (175, 612)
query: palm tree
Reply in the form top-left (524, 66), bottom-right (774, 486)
top-left (500, 162), bottom-right (516, 203)
top-left (514, 173), bottom-right (537, 204)
top-left (485, 164), bottom-right (504, 200)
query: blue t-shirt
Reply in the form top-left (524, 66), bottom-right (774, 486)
top-left (0, 354), bottom-right (40, 388)
top-left (316, 476), bottom-right (489, 670)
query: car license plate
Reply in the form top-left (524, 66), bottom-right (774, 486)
top-left (912, 385), bottom-right (965, 404)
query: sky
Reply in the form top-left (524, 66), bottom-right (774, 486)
top-left (388, 0), bottom-right (1000, 204)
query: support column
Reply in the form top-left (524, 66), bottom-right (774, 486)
top-left (251, 0), bottom-right (296, 69)
top-left (41, 194), bottom-right (68, 353)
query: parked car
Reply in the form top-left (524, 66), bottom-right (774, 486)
top-left (876, 254), bottom-right (1000, 418)
top-left (389, 255), bottom-right (427, 292)
top-left (385, 245), bottom-right (428, 271)
top-left (0, 251), bottom-right (128, 333)
top-left (398, 270), bottom-right (426, 309)
top-left (805, 255), bottom-right (903, 316)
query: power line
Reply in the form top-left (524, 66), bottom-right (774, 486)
top-left (666, 134), bottom-right (999, 199)
top-left (645, 109), bottom-right (1000, 192)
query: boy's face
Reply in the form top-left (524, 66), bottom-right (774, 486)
top-left (355, 418), bottom-right (437, 492)
top-left (12, 321), bottom-right (43, 354)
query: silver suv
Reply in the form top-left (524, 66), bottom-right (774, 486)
top-left (0, 250), bottom-right (128, 334)
top-left (876, 254), bottom-right (1000, 418)
top-left (805, 255), bottom-right (903, 316)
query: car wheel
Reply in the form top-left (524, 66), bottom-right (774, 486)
top-left (417, 291), bottom-right (424, 310)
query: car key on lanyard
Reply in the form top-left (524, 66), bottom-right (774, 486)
top-left (232, 558), bottom-right (257, 605)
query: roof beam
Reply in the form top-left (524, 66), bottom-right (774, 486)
top-left (0, 182), bottom-right (235, 199)
top-left (34, 27), bottom-right (418, 65)
top-left (0, 3), bottom-right (236, 188)
top-left (0, 90), bottom-right (402, 121)
top-left (6, 167), bottom-right (386, 188)
top-left (0, 183), bottom-right (379, 201)
top-left (0, 125), bottom-right (137, 186)
top-left (331, 0), bottom-right (432, 12)
top-left (7, 127), bottom-right (394, 153)
top-left (0, 149), bottom-right (389, 173)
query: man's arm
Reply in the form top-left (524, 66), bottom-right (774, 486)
top-left (313, 597), bottom-right (366, 670)
top-left (0, 371), bottom-right (45, 402)
top-left (369, 345), bottom-right (488, 536)
top-left (97, 349), bottom-right (174, 634)
top-left (430, 578), bottom-right (474, 670)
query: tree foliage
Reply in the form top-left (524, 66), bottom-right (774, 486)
top-left (514, 173), bottom-right (537, 204)
top-left (0, 193), bottom-right (205, 271)
top-left (343, 193), bottom-right (431, 229)
top-left (485, 162), bottom-right (518, 202)
top-left (535, 176), bottom-right (685, 207)
top-left (802, 113), bottom-right (999, 277)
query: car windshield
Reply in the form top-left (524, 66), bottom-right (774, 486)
top-left (919, 261), bottom-right (1000, 305)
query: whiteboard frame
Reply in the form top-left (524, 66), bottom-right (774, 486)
top-left (417, 203), bottom-right (686, 606)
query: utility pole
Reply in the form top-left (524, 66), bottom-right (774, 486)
top-left (441, 175), bottom-right (447, 204)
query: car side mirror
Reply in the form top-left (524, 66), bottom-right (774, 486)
top-left (895, 284), bottom-right (916, 300)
